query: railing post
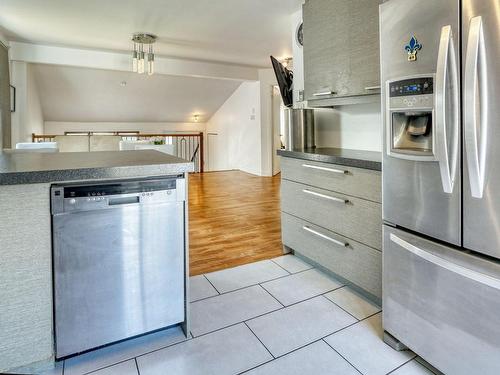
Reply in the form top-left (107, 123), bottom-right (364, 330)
top-left (199, 132), bottom-right (204, 173)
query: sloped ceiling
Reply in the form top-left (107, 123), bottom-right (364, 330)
top-left (33, 64), bottom-right (241, 123)
top-left (0, 0), bottom-right (301, 67)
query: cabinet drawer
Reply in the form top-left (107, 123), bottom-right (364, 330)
top-left (281, 157), bottom-right (381, 203)
top-left (282, 213), bottom-right (381, 299)
top-left (281, 180), bottom-right (382, 250)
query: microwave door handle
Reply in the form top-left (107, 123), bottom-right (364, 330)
top-left (435, 25), bottom-right (460, 194)
top-left (464, 16), bottom-right (488, 199)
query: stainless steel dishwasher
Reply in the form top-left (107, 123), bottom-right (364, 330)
top-left (51, 177), bottom-right (187, 358)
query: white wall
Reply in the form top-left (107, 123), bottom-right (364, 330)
top-left (206, 81), bottom-right (262, 175)
top-left (44, 121), bottom-right (206, 135)
top-left (291, 9), bottom-right (304, 106)
top-left (10, 62), bottom-right (44, 145)
top-left (314, 102), bottom-right (382, 152)
top-left (258, 69), bottom-right (278, 176)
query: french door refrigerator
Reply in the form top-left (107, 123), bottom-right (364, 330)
top-left (380, 0), bottom-right (500, 374)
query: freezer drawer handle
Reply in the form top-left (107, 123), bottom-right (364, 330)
top-left (302, 189), bottom-right (350, 204)
top-left (303, 226), bottom-right (349, 248)
top-left (390, 233), bottom-right (500, 290)
top-left (464, 16), bottom-right (488, 199)
top-left (302, 164), bottom-right (349, 175)
top-left (435, 25), bottom-right (459, 194)
top-left (364, 86), bottom-right (381, 91)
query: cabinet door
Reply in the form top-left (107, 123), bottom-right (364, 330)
top-left (348, 0), bottom-right (381, 95)
top-left (303, 0), bottom-right (349, 100)
top-left (303, 0), bottom-right (381, 101)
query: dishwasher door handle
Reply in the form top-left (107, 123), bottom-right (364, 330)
top-left (108, 196), bottom-right (140, 206)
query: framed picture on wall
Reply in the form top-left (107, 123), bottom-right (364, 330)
top-left (10, 84), bottom-right (15, 112)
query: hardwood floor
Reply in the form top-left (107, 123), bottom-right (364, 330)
top-left (188, 170), bottom-right (283, 276)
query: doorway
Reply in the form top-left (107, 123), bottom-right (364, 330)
top-left (271, 86), bottom-right (285, 176)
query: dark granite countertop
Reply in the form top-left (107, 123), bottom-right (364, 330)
top-left (0, 150), bottom-right (194, 185)
top-left (277, 148), bottom-right (382, 171)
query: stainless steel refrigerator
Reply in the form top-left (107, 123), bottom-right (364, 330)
top-left (380, 0), bottom-right (500, 373)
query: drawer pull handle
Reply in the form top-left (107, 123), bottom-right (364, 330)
top-left (364, 86), bottom-right (381, 91)
top-left (390, 233), bottom-right (500, 290)
top-left (302, 164), bottom-right (348, 174)
top-left (302, 189), bottom-right (350, 204)
top-left (313, 91), bottom-right (335, 96)
top-left (303, 226), bottom-right (349, 247)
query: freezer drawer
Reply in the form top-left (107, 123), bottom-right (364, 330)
top-left (383, 226), bottom-right (500, 375)
top-left (282, 213), bottom-right (381, 300)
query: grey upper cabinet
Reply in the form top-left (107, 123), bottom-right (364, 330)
top-left (303, 0), bottom-right (382, 105)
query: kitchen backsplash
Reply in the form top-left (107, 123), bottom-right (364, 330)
top-left (314, 102), bottom-right (382, 152)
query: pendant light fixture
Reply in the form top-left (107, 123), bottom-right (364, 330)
top-left (131, 33), bottom-right (157, 76)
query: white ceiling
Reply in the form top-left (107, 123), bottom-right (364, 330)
top-left (0, 0), bottom-right (300, 67)
top-left (33, 64), bottom-right (241, 123)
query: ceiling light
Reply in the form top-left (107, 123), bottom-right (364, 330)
top-left (131, 33), bottom-right (157, 76)
top-left (194, 115), bottom-right (200, 122)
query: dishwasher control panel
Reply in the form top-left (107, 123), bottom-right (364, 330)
top-left (51, 177), bottom-right (185, 214)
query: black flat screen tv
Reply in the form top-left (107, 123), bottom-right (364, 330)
top-left (270, 56), bottom-right (293, 108)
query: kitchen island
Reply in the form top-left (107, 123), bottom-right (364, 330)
top-left (0, 150), bottom-right (193, 373)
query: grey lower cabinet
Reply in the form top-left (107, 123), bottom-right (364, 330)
top-left (303, 0), bottom-right (382, 103)
top-left (280, 156), bottom-right (382, 302)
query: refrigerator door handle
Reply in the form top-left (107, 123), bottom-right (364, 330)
top-left (465, 16), bottom-right (488, 199)
top-left (390, 233), bottom-right (500, 291)
top-left (435, 25), bottom-right (459, 194)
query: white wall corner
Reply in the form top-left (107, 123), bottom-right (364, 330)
top-left (258, 69), bottom-right (278, 177)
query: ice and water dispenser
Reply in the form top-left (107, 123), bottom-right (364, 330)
top-left (386, 76), bottom-right (435, 159)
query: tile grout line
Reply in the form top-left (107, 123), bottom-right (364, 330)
top-left (192, 285), bottom-right (351, 340)
top-left (193, 289), bottom-right (349, 340)
top-left (191, 303), bottom-right (285, 339)
top-left (191, 266), bottom-right (316, 304)
top-left (202, 274), bottom-right (221, 295)
top-left (269, 258), bottom-right (293, 274)
top-left (385, 356), bottom-right (419, 375)
top-left (79, 357), bottom-right (136, 375)
top-left (134, 357), bottom-right (141, 375)
top-left (243, 321), bottom-right (276, 360)
top-left (77, 310), bottom-right (383, 375)
top-left (238, 312), bottom-right (383, 375)
top-left (259, 282), bottom-right (344, 309)
top-left (237, 307), bottom-right (384, 373)
top-left (320, 291), bottom-right (365, 322)
top-left (322, 338), bottom-right (364, 375)
top-left (74, 333), bottom-right (192, 375)
top-left (257, 284), bottom-right (285, 308)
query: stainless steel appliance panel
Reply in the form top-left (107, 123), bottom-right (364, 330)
top-left (380, 0), bottom-right (461, 245)
top-left (462, 0), bottom-right (500, 258)
top-left (383, 226), bottom-right (500, 375)
top-left (53, 179), bottom-right (185, 358)
top-left (284, 108), bottom-right (315, 150)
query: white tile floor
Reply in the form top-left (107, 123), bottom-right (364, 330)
top-left (38, 255), bottom-right (436, 375)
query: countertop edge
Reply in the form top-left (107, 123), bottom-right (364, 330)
top-left (0, 163), bottom-right (194, 186)
top-left (277, 149), bottom-right (382, 172)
